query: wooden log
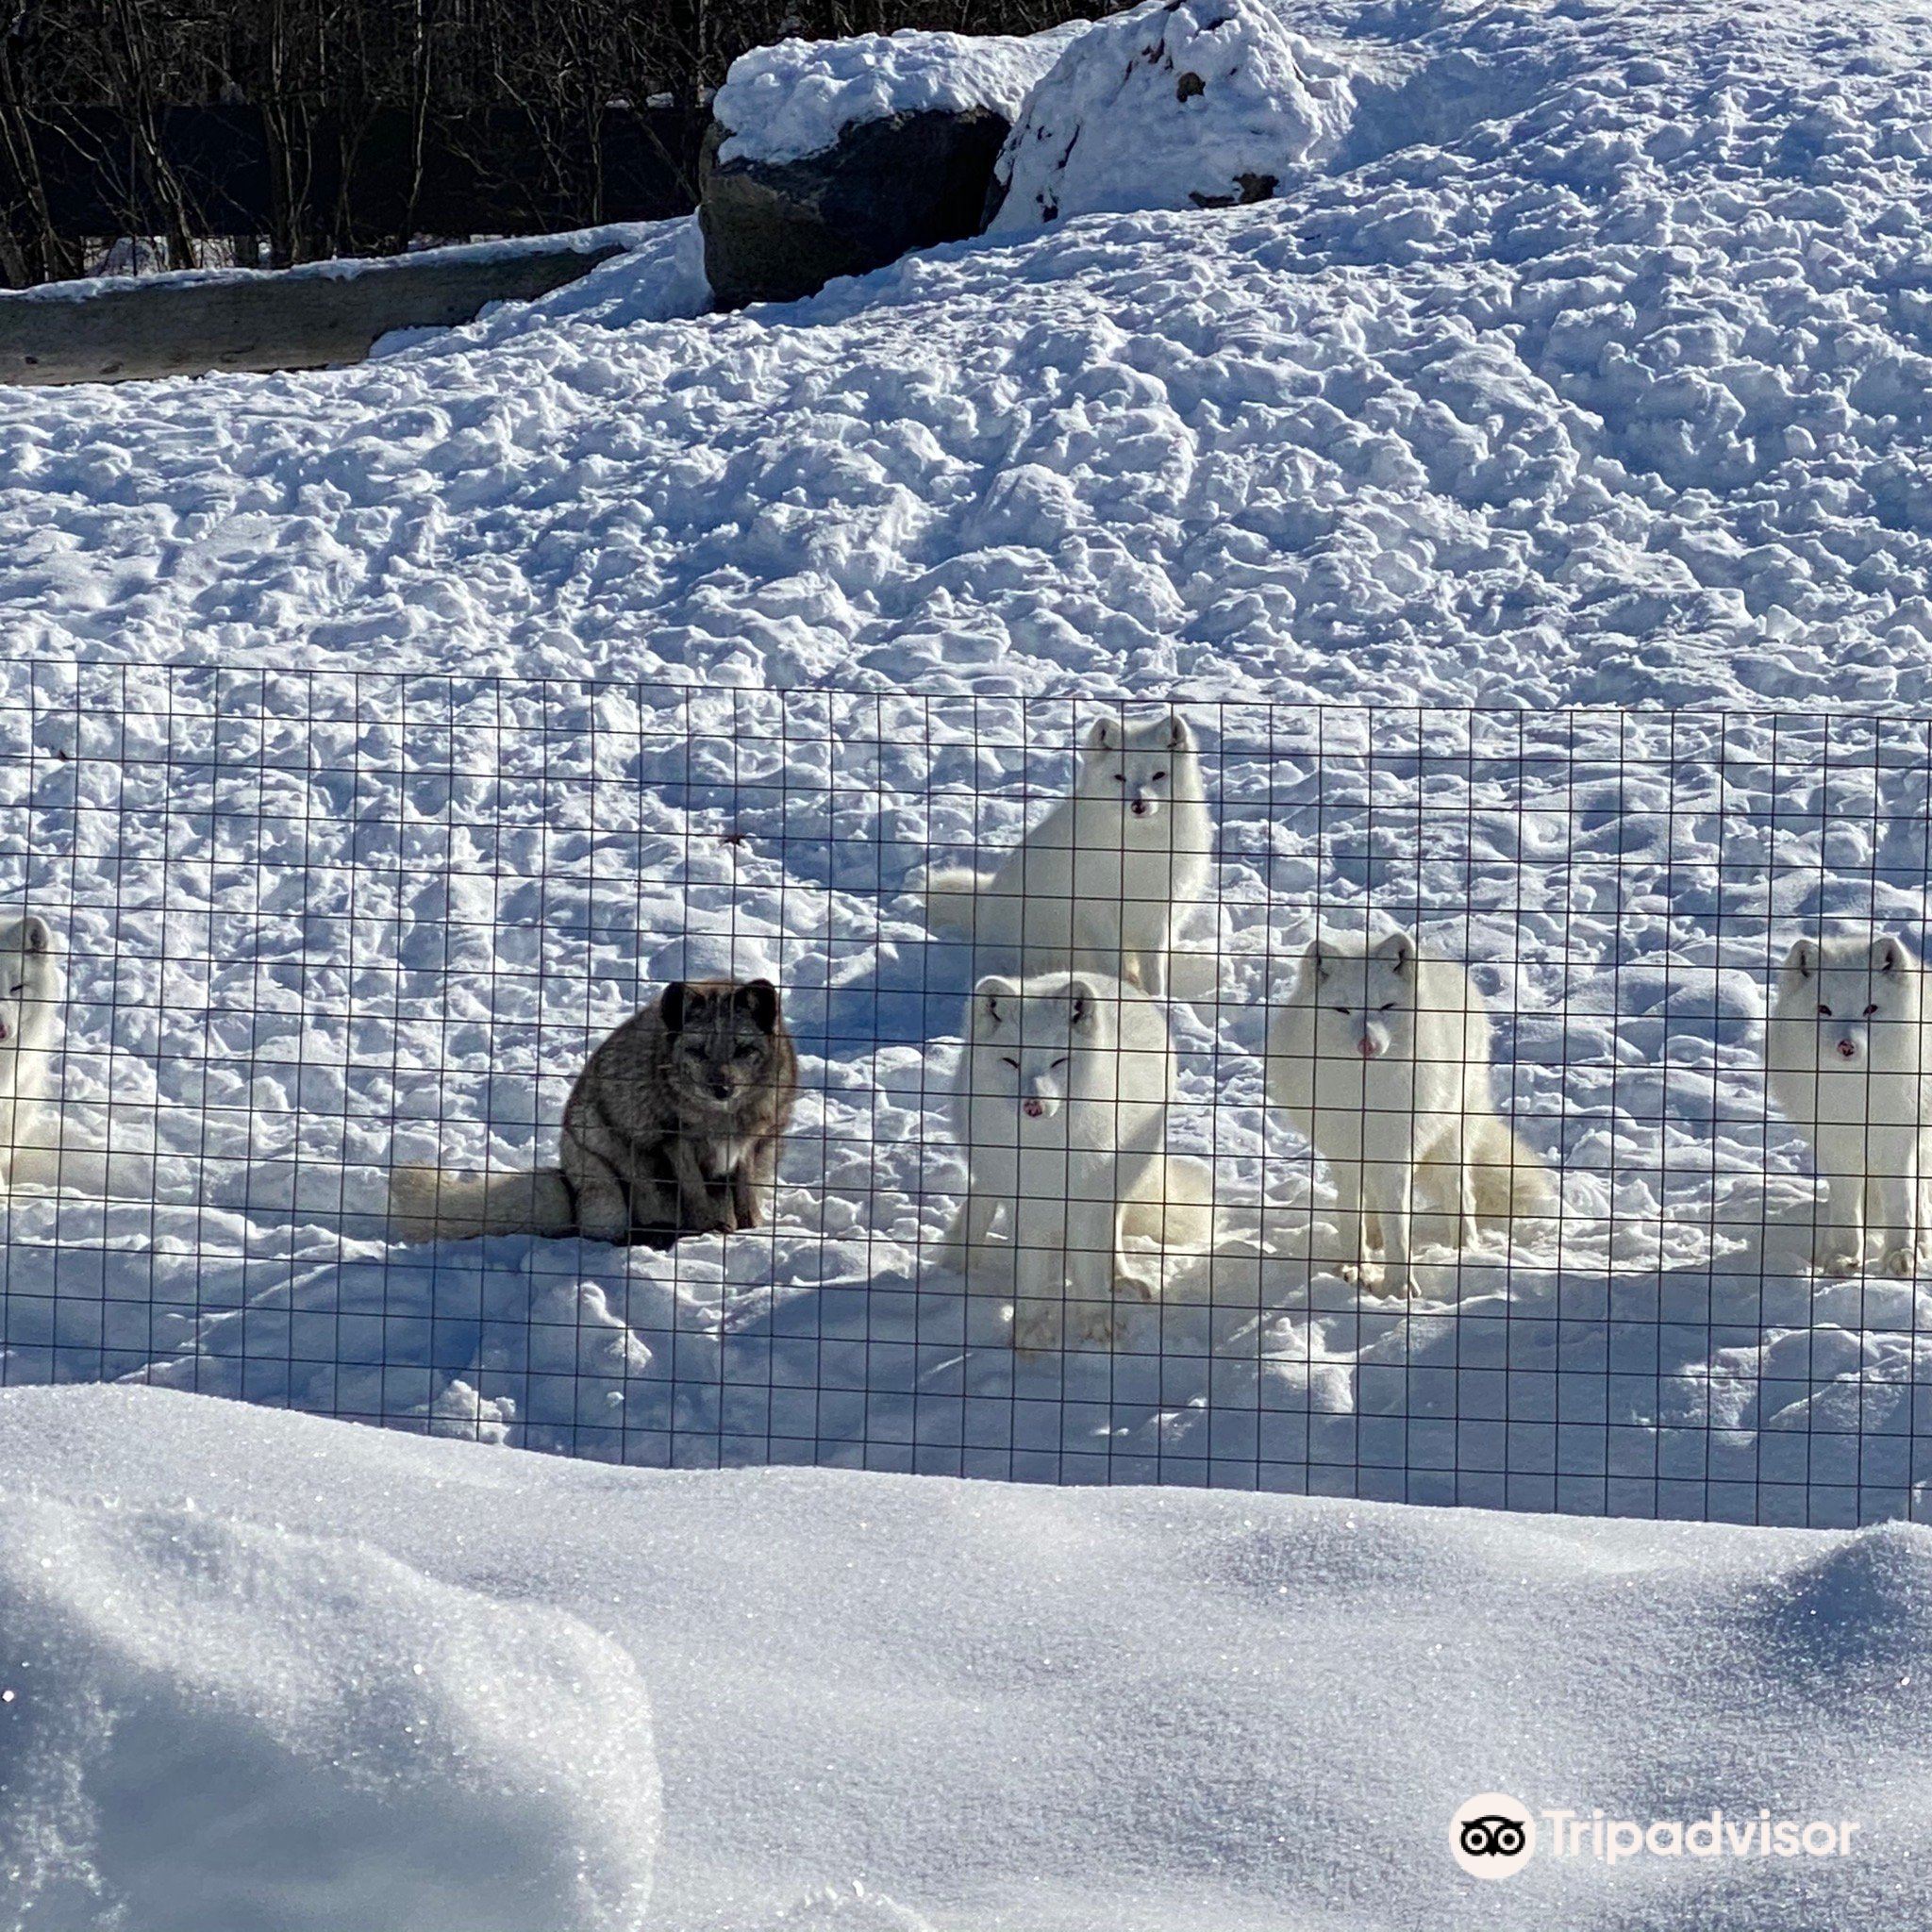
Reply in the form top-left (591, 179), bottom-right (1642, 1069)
top-left (0, 235), bottom-right (631, 387)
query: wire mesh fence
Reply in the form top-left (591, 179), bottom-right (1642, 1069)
top-left (0, 660), bottom-right (1927, 1527)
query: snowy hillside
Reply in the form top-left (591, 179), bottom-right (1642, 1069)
top-left (8, 0), bottom-right (1932, 703)
top-left (4, 1385), bottom-right (1927, 1931)
top-left (3, 0), bottom-right (1932, 1527)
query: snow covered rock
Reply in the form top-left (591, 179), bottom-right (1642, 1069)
top-left (987, 0), bottom-right (1357, 230)
top-left (700, 108), bottom-right (1009, 309)
top-left (711, 26), bottom-right (1085, 170)
top-left (0, 1488), bottom-right (660, 1931)
top-left (703, 23), bottom-right (1087, 306)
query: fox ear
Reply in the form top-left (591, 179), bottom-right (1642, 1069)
top-left (1065, 976), bottom-right (1100, 1026)
top-left (1302, 937), bottom-right (1328, 982)
top-left (974, 974), bottom-right (1016, 1029)
top-left (1377, 931), bottom-right (1417, 975)
top-left (1086, 715), bottom-right (1121, 756)
top-left (659, 981), bottom-right (690, 1032)
top-left (17, 917), bottom-right (47, 956)
top-left (1784, 940), bottom-right (1816, 980)
top-left (1164, 712), bottom-right (1190, 750)
top-left (1875, 938), bottom-right (1910, 975)
top-left (736, 977), bottom-right (780, 1032)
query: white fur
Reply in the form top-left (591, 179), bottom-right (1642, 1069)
top-left (942, 969), bottom-right (1214, 1349)
top-left (0, 915), bottom-right (60, 1188)
top-left (1766, 934), bottom-right (1930, 1277)
top-left (920, 712), bottom-right (1212, 1000)
top-left (1265, 930), bottom-right (1550, 1299)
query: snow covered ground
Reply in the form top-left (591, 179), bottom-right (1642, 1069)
top-left (4, 0), bottom-right (1932, 1528)
top-left (5, 1383), bottom-right (1928, 1931)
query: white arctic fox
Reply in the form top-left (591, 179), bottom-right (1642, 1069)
top-left (921, 712), bottom-right (1212, 1000)
top-left (942, 970), bottom-right (1214, 1348)
top-left (1265, 931), bottom-right (1550, 1299)
top-left (0, 914), bottom-right (60, 1187)
top-left (1766, 934), bottom-right (1930, 1277)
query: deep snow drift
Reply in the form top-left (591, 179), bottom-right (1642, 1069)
top-left (4, 0), bottom-right (1932, 1526)
top-left (4, 1384), bottom-right (1928, 1932)
top-left (0, 1475), bottom-right (660, 1931)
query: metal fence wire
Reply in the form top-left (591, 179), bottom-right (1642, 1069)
top-left (0, 662), bottom-right (1928, 1528)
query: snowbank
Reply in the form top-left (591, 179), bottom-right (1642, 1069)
top-left (713, 23), bottom-right (1089, 165)
top-left (2, 1384), bottom-right (1928, 1931)
top-left (0, 1474), bottom-right (659, 1930)
top-left (989, 0), bottom-right (1358, 229)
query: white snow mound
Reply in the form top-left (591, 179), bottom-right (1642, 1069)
top-left (7, 1386), bottom-right (1932, 1932)
top-left (0, 1489), bottom-right (660, 1932)
top-left (714, 22), bottom-right (1089, 165)
top-left (989, 0), bottom-right (1357, 229)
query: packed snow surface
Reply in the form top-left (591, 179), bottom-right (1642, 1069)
top-left (4, 1384), bottom-right (1928, 1931)
top-left (5, 0), bottom-right (1932, 1525)
top-left (990, 0), bottom-right (1359, 229)
top-left (712, 23), bottom-right (1088, 165)
top-left (0, 1439), bottom-right (660, 1931)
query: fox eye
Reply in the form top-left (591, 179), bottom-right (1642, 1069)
top-left (1865, 1003), bottom-right (1879, 1017)
top-left (6, 983), bottom-right (19, 996)
top-left (1332, 1005), bottom-right (1351, 1016)
top-left (1050, 1057), bottom-right (1068, 1069)
top-left (1000, 1056), bottom-right (1021, 1070)
top-left (734, 1041), bottom-right (760, 1058)
top-left (1112, 773), bottom-right (1125, 782)
top-left (1379, 1001), bottom-right (1397, 1011)
top-left (1150, 770), bottom-right (1167, 782)
top-left (1818, 1005), bottom-right (1832, 1017)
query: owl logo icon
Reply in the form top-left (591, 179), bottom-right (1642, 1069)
top-left (1449, 1793), bottom-right (1536, 1877)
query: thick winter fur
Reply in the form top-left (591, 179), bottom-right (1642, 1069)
top-left (942, 969), bottom-right (1214, 1349)
top-left (0, 915), bottom-right (60, 1188)
top-left (1766, 934), bottom-right (1930, 1276)
top-left (921, 711), bottom-right (1213, 999)
top-left (389, 977), bottom-right (798, 1245)
top-left (1265, 931), bottom-right (1551, 1299)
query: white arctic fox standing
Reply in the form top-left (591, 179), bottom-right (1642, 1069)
top-left (1265, 931), bottom-right (1550, 1299)
top-left (942, 970), bottom-right (1214, 1348)
top-left (1765, 934), bottom-right (1930, 1277)
top-left (0, 914), bottom-right (60, 1186)
top-left (922, 712), bottom-right (1212, 999)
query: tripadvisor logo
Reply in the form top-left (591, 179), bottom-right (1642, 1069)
top-left (1449, 1792), bottom-right (1863, 1879)
top-left (1450, 1793), bottom-right (1535, 1878)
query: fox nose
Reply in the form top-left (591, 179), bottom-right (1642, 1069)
top-left (0, 1020), bottom-right (10, 1042)
top-left (1024, 1098), bottom-right (1045, 1118)
top-left (1838, 1040), bottom-right (1857, 1059)
top-left (1357, 1036), bottom-right (1380, 1059)
top-left (1129, 799), bottom-right (1150, 817)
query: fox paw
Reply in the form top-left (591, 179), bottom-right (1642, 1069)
top-left (1010, 1306), bottom-right (1060, 1354)
top-left (1112, 1260), bottom-right (1159, 1303)
top-left (1881, 1244), bottom-right (1918, 1279)
top-left (1075, 1303), bottom-right (1124, 1345)
top-left (1816, 1247), bottom-right (1861, 1278)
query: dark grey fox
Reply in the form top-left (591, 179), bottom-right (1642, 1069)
top-left (389, 978), bottom-right (798, 1246)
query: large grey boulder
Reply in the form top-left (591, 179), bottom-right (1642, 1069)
top-left (699, 107), bottom-right (1010, 309)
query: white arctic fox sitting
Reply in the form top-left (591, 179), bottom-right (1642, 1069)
top-left (1766, 934), bottom-right (1930, 1277)
top-left (1265, 931), bottom-right (1550, 1300)
top-left (0, 914), bottom-right (60, 1186)
top-left (922, 712), bottom-right (1212, 999)
top-left (942, 970), bottom-right (1214, 1349)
